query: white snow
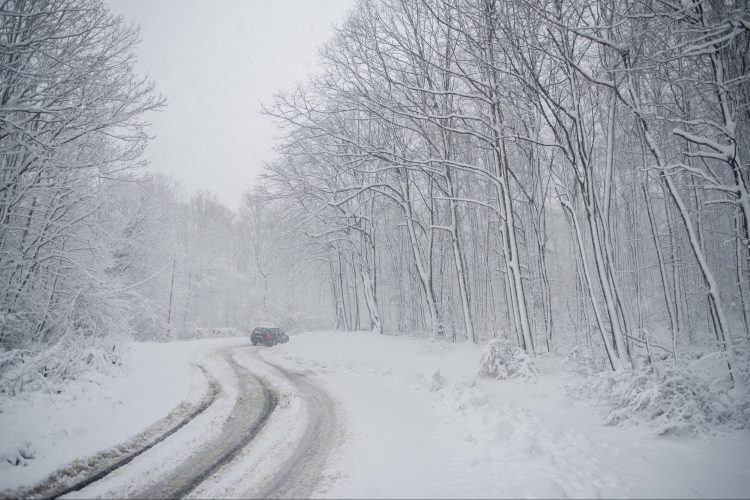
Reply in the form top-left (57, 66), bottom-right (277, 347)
top-left (185, 349), bottom-right (309, 499)
top-left (1, 331), bottom-right (749, 498)
top-left (262, 330), bottom-right (750, 499)
top-left (65, 339), bottom-right (245, 499)
top-left (0, 337), bottom-right (246, 493)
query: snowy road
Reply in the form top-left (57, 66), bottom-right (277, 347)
top-left (136, 347), bottom-right (277, 499)
top-left (251, 353), bottom-right (339, 499)
top-left (25, 343), bottom-right (339, 499)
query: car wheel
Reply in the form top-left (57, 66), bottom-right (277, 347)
top-left (251, 340), bottom-right (257, 346)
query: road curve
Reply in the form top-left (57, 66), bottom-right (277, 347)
top-left (249, 351), bottom-right (339, 499)
top-left (13, 367), bottom-right (220, 500)
top-left (135, 347), bottom-right (277, 499)
top-left (14, 342), bottom-right (339, 500)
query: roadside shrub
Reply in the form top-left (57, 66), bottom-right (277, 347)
top-left (479, 337), bottom-right (537, 381)
top-left (561, 345), bottom-right (607, 376)
top-left (575, 350), bottom-right (750, 436)
top-left (0, 335), bottom-right (125, 396)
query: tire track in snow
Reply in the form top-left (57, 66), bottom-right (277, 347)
top-left (16, 366), bottom-right (219, 500)
top-left (251, 352), bottom-right (339, 500)
top-left (14, 344), bottom-right (338, 500)
top-left (134, 348), bottom-right (277, 499)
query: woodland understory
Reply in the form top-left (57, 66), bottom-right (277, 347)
top-left (1, 0), bottom-right (749, 434)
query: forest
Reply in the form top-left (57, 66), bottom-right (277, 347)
top-left (265, 0), bottom-right (750, 362)
top-left (1, 0), bottom-right (749, 430)
top-left (0, 0), bottom-right (326, 395)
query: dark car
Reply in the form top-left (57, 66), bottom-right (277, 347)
top-left (250, 326), bottom-right (289, 346)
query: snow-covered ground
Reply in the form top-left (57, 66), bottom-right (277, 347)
top-left (0, 337), bottom-right (246, 493)
top-left (1, 331), bottom-right (749, 498)
top-left (263, 331), bottom-right (750, 499)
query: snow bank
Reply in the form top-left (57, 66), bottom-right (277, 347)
top-left (0, 337), bottom-right (245, 493)
top-left (263, 330), bottom-right (750, 498)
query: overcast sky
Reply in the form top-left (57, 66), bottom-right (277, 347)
top-left (104, 0), bottom-right (355, 211)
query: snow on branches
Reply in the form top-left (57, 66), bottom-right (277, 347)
top-left (0, 0), bottom-right (162, 393)
top-left (575, 348), bottom-right (750, 437)
top-left (479, 337), bottom-right (538, 382)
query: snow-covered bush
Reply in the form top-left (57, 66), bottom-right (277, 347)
top-left (0, 335), bottom-right (125, 396)
top-left (575, 351), bottom-right (750, 436)
top-left (479, 337), bottom-right (537, 381)
top-left (561, 345), bottom-right (607, 376)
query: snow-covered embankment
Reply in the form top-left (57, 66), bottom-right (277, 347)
top-left (262, 330), bottom-right (750, 499)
